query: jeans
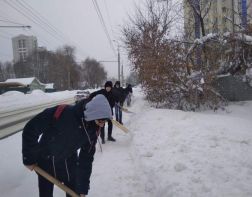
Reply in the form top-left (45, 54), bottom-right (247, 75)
top-left (126, 93), bottom-right (132, 107)
top-left (115, 102), bottom-right (122, 123)
top-left (100, 119), bottom-right (113, 140)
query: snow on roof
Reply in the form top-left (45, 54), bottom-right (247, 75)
top-left (5, 77), bottom-right (44, 86)
top-left (45, 83), bottom-right (54, 89)
top-left (5, 77), bottom-right (35, 85)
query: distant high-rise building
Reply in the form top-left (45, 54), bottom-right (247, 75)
top-left (12, 34), bottom-right (37, 63)
top-left (248, 1), bottom-right (252, 25)
top-left (184, 0), bottom-right (252, 41)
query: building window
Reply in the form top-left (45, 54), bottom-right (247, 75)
top-left (19, 52), bottom-right (27, 62)
top-left (222, 7), bottom-right (227, 13)
top-left (18, 40), bottom-right (21, 48)
top-left (18, 39), bottom-right (26, 49)
top-left (22, 40), bottom-right (26, 48)
top-left (19, 53), bottom-right (23, 61)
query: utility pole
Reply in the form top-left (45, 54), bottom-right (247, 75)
top-left (117, 45), bottom-right (121, 83)
top-left (121, 63), bottom-right (124, 87)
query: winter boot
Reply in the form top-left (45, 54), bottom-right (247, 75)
top-left (108, 136), bottom-right (116, 142)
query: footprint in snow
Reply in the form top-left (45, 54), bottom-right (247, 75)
top-left (142, 152), bottom-right (153, 157)
top-left (174, 163), bottom-right (187, 172)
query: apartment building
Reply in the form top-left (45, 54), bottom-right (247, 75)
top-left (12, 34), bottom-right (37, 63)
top-left (184, 0), bottom-right (252, 41)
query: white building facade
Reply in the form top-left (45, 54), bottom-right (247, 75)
top-left (184, 0), bottom-right (252, 41)
top-left (12, 34), bottom-right (37, 63)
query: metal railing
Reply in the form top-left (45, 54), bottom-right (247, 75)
top-left (0, 98), bottom-right (74, 139)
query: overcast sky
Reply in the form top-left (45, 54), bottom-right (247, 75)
top-left (0, 0), bottom-right (183, 79)
top-left (0, 0), bottom-right (150, 78)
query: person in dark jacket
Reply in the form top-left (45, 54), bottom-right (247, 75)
top-left (113, 81), bottom-right (125, 124)
top-left (22, 94), bottom-right (112, 197)
top-left (88, 81), bottom-right (116, 143)
top-left (125, 84), bottom-right (133, 107)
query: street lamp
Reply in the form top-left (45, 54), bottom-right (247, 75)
top-left (112, 40), bottom-right (121, 83)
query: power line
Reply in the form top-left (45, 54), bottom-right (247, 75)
top-left (3, 0), bottom-right (64, 45)
top-left (1, 0), bottom-right (88, 59)
top-left (4, 0), bottom-right (88, 60)
top-left (16, 0), bottom-right (70, 43)
top-left (16, 0), bottom-right (88, 57)
top-left (17, 0), bottom-right (65, 39)
top-left (0, 7), bottom-right (44, 41)
top-left (92, 0), bottom-right (117, 57)
top-left (4, 0), bottom-right (67, 43)
top-left (103, 0), bottom-right (115, 38)
top-left (27, 28), bottom-right (52, 47)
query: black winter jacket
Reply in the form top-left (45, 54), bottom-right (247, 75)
top-left (89, 89), bottom-right (115, 114)
top-left (22, 100), bottom-right (99, 194)
top-left (113, 86), bottom-right (128, 104)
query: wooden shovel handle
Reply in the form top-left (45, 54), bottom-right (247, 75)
top-left (111, 119), bottom-right (129, 133)
top-left (34, 166), bottom-right (80, 197)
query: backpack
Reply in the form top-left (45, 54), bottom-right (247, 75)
top-left (53, 104), bottom-right (67, 120)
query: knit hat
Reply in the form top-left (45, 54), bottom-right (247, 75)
top-left (114, 81), bottom-right (120, 87)
top-left (104, 81), bottom-right (113, 88)
top-left (84, 94), bottom-right (112, 121)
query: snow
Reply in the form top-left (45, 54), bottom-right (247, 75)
top-left (188, 32), bottom-right (252, 57)
top-left (45, 83), bottom-right (54, 89)
top-left (0, 90), bottom-right (76, 112)
top-left (5, 77), bottom-right (37, 85)
top-left (217, 73), bottom-right (231, 78)
top-left (30, 89), bottom-right (45, 95)
top-left (1, 87), bottom-right (252, 197)
top-left (234, 33), bottom-right (252, 44)
top-left (193, 33), bottom-right (217, 45)
top-left (246, 68), bottom-right (252, 76)
top-left (1, 91), bottom-right (25, 97)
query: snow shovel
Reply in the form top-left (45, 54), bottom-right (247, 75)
top-left (121, 106), bottom-right (134, 114)
top-left (115, 103), bottom-right (134, 114)
top-left (33, 165), bottom-right (81, 197)
top-left (111, 119), bottom-right (129, 133)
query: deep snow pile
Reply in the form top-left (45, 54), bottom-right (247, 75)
top-left (0, 90), bottom-right (76, 112)
top-left (0, 87), bottom-right (252, 197)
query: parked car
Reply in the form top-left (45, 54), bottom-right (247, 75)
top-left (74, 90), bottom-right (90, 103)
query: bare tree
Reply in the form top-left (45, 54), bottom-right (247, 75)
top-left (123, 0), bottom-right (191, 108)
top-left (0, 61), bottom-right (15, 81)
top-left (126, 72), bottom-right (139, 86)
top-left (122, 0), bottom-right (230, 110)
top-left (81, 58), bottom-right (107, 88)
top-left (0, 62), bottom-right (4, 81)
top-left (185, 0), bottom-right (213, 38)
top-left (12, 45), bottom-right (82, 90)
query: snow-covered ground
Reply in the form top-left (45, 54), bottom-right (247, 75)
top-left (0, 87), bottom-right (252, 197)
